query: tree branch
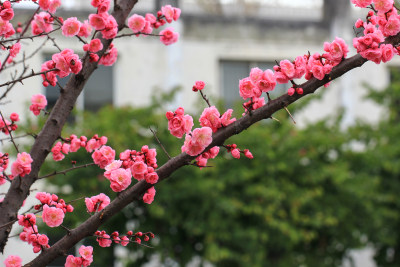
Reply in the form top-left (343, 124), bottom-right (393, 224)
top-left (25, 47), bottom-right (371, 267)
top-left (0, 0), bottom-right (140, 254)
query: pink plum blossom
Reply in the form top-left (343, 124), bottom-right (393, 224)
top-left (101, 14), bottom-right (118, 39)
top-left (182, 127), bottom-right (213, 156)
top-left (160, 27), bottom-right (179, 45)
top-left (256, 69), bottom-right (276, 93)
top-left (79, 245), bottom-right (93, 261)
top-left (280, 59), bottom-right (296, 80)
top-left (351, 0), bottom-right (373, 7)
top-left (143, 187), bottom-right (156, 204)
top-left (4, 255), bottom-right (22, 267)
top-left (84, 38), bottom-right (103, 53)
top-left (145, 171), bottom-right (159, 184)
top-left (42, 204), bottom-right (65, 227)
top-left (0, 17), bottom-right (14, 38)
top-left (62, 17), bottom-right (81, 37)
top-left (249, 67), bottom-right (263, 84)
top-left (99, 45), bottom-right (118, 66)
top-left (221, 109), bottom-right (236, 126)
top-left (166, 107), bottom-right (194, 138)
top-left (199, 106), bottom-right (221, 133)
top-left (130, 161), bottom-right (147, 180)
top-left (11, 152), bottom-right (33, 178)
top-left (85, 193), bottom-right (110, 212)
top-left (381, 43), bottom-right (395, 62)
top-left (192, 80), bottom-right (205, 91)
top-left (92, 145), bottom-right (115, 169)
top-left (65, 255), bottom-right (82, 267)
top-left (128, 14), bottom-right (146, 33)
top-left (97, 232), bottom-right (112, 247)
top-left (29, 94), bottom-right (47, 116)
top-left (89, 13), bottom-right (107, 31)
top-left (109, 168), bottom-right (132, 192)
top-left (239, 77), bottom-right (260, 99)
top-left (104, 160), bottom-right (122, 179)
top-left (373, 0), bottom-right (393, 14)
top-left (78, 20), bottom-right (92, 38)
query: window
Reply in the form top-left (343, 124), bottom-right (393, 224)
top-left (44, 54), bottom-right (114, 113)
top-left (220, 60), bottom-right (287, 108)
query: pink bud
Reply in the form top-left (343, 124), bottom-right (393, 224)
top-left (244, 149), bottom-right (253, 159)
top-left (10, 112), bottom-right (19, 122)
top-left (231, 148), bottom-right (240, 159)
top-left (288, 87), bottom-right (295, 96)
top-left (296, 88), bottom-right (303, 95)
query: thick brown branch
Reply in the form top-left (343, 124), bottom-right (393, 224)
top-left (0, 0), bottom-right (140, 254)
top-left (26, 50), bottom-right (370, 267)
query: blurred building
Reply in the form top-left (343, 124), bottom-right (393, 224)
top-left (0, 0), bottom-right (392, 266)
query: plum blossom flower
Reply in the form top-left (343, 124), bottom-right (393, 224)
top-left (160, 27), bottom-right (179, 45)
top-left (351, 0), bottom-right (373, 7)
top-left (128, 14), bottom-right (146, 33)
top-left (109, 168), bottom-right (132, 192)
top-left (11, 152), bottom-right (33, 178)
top-left (42, 204), bottom-right (65, 227)
top-left (29, 94), bottom-right (47, 116)
top-left (92, 145), bottom-right (115, 169)
top-left (166, 107), bottom-right (193, 138)
top-left (4, 255), bottom-right (22, 267)
top-left (62, 17), bottom-right (81, 37)
top-left (79, 245), bottom-right (93, 261)
top-left (65, 255), bottom-right (82, 267)
top-left (182, 127), bottom-right (213, 156)
top-left (85, 193), bottom-right (110, 212)
top-left (199, 106), bottom-right (221, 133)
top-left (143, 187), bottom-right (156, 204)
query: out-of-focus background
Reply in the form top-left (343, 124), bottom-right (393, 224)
top-left (2, 0), bottom-right (400, 266)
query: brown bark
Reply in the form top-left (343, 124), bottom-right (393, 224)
top-left (0, 0), bottom-right (139, 254)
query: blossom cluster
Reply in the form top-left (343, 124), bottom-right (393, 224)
top-left (18, 213), bottom-right (50, 253)
top-left (51, 134), bottom-right (107, 161)
top-left (38, 0), bottom-right (62, 14)
top-left (0, 112), bottom-right (18, 134)
top-left (224, 144), bottom-right (253, 159)
top-left (29, 94), bottom-right (47, 116)
top-left (10, 152), bottom-right (32, 178)
top-left (40, 49), bottom-right (82, 87)
top-left (200, 106), bottom-right (236, 132)
top-left (95, 229), bottom-right (155, 247)
top-left (4, 42), bottom-right (21, 64)
top-left (166, 107), bottom-right (194, 138)
top-left (0, 1), bottom-right (15, 38)
top-left (0, 152), bottom-right (9, 185)
top-left (31, 12), bottom-right (53, 35)
top-left (35, 192), bottom-right (74, 227)
top-left (0, 151), bottom-right (33, 185)
top-left (353, 8), bottom-right (397, 64)
top-left (65, 245), bottom-right (93, 267)
top-left (127, 5), bottom-right (181, 45)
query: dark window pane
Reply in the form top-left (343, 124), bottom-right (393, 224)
top-left (84, 65), bottom-right (113, 112)
top-left (220, 60), bottom-right (249, 108)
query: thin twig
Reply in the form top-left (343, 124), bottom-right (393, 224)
top-left (199, 90), bottom-right (211, 107)
top-left (0, 68), bottom-right (57, 89)
top-left (149, 127), bottom-right (171, 160)
top-left (38, 163), bottom-right (96, 180)
top-left (284, 107), bottom-right (296, 124)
